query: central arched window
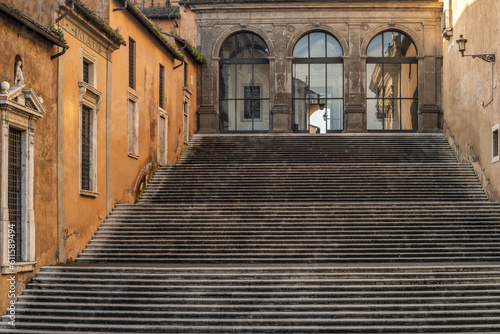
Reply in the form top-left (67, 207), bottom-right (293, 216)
top-left (366, 31), bottom-right (418, 131)
top-left (219, 33), bottom-right (270, 132)
top-left (292, 32), bottom-right (343, 133)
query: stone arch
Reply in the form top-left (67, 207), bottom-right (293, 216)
top-left (361, 24), bottom-right (423, 57)
top-left (287, 25), bottom-right (348, 57)
top-left (212, 26), bottom-right (275, 60)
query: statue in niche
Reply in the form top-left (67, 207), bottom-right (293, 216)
top-left (14, 60), bottom-right (24, 86)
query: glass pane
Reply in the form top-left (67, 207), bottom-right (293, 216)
top-left (327, 63), bottom-right (342, 98)
top-left (401, 99), bottom-right (418, 130)
top-left (310, 63), bottom-right (326, 99)
top-left (384, 31), bottom-right (401, 58)
top-left (220, 64), bottom-right (236, 99)
top-left (401, 35), bottom-right (417, 57)
top-left (327, 99), bottom-right (343, 131)
top-left (236, 64), bottom-right (253, 99)
top-left (383, 64), bottom-right (401, 99)
top-left (367, 99), bottom-right (383, 130)
top-left (235, 33), bottom-right (253, 59)
top-left (253, 100), bottom-right (270, 131)
top-left (220, 35), bottom-right (235, 59)
top-left (253, 35), bottom-right (269, 58)
top-left (293, 35), bottom-right (309, 58)
top-left (236, 100), bottom-right (253, 131)
top-left (310, 32), bottom-right (326, 58)
top-left (366, 63), bottom-right (379, 99)
top-left (400, 64), bottom-right (418, 98)
top-left (293, 64), bottom-right (309, 99)
top-left (309, 108), bottom-right (326, 134)
top-left (293, 99), bottom-right (309, 132)
top-left (219, 99), bottom-right (236, 131)
top-left (367, 34), bottom-right (382, 57)
top-left (327, 35), bottom-right (342, 57)
top-left (253, 64), bottom-right (270, 99)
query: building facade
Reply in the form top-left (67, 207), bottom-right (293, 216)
top-left (441, 0), bottom-right (500, 201)
top-left (0, 0), bottom-right (201, 314)
top-left (183, 0), bottom-right (443, 133)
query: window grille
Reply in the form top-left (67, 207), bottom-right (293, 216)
top-left (81, 105), bottom-right (92, 191)
top-left (159, 64), bottom-right (165, 109)
top-left (129, 38), bottom-right (135, 89)
top-left (244, 86), bottom-right (261, 119)
top-left (83, 59), bottom-right (90, 84)
top-left (8, 127), bottom-right (22, 262)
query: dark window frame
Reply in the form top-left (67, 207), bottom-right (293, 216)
top-left (159, 64), bottom-right (165, 109)
top-left (81, 105), bottom-right (93, 191)
top-left (129, 37), bottom-right (136, 89)
top-left (8, 127), bottom-right (23, 262)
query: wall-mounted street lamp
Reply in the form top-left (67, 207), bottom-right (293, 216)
top-left (456, 34), bottom-right (496, 108)
top-left (456, 35), bottom-right (495, 62)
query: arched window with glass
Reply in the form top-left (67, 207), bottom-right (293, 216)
top-left (366, 31), bottom-right (418, 131)
top-left (292, 32), bottom-right (343, 133)
top-left (219, 32), bottom-right (270, 132)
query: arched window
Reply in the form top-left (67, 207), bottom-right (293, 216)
top-left (366, 31), bottom-right (418, 130)
top-left (219, 33), bottom-right (270, 132)
top-left (292, 32), bottom-right (343, 133)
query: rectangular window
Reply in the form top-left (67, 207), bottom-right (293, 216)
top-left (8, 127), bottom-right (23, 262)
top-left (184, 62), bottom-right (188, 87)
top-left (129, 38), bottom-right (136, 89)
top-left (81, 105), bottom-right (93, 191)
top-left (493, 124), bottom-right (499, 163)
top-left (159, 64), bottom-right (165, 109)
top-left (128, 93), bottom-right (139, 157)
top-left (159, 113), bottom-right (167, 165)
top-left (244, 85), bottom-right (261, 119)
top-left (83, 59), bottom-right (90, 84)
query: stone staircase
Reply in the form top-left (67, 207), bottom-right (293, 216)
top-left (3, 133), bottom-right (500, 333)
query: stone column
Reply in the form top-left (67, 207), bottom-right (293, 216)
top-left (270, 24), bottom-right (292, 133)
top-left (197, 27), bottom-right (219, 134)
top-left (345, 24), bottom-right (366, 132)
top-left (418, 24), bottom-right (441, 132)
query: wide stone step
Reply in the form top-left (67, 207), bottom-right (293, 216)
top-left (3, 265), bottom-right (500, 333)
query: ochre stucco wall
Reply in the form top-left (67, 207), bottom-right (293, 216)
top-left (109, 0), bottom-right (197, 206)
top-left (60, 32), bottom-right (110, 262)
top-left (442, 0), bottom-right (500, 200)
top-left (2, 0), bottom-right (109, 24)
top-left (0, 14), bottom-right (59, 314)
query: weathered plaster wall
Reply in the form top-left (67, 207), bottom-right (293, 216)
top-left (2, 0), bottom-right (109, 24)
top-left (109, 0), bottom-right (195, 206)
top-left (59, 32), bottom-right (109, 262)
top-left (0, 13), bottom-right (59, 314)
top-left (441, 0), bottom-right (500, 200)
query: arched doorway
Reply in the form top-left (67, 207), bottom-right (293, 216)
top-left (292, 32), bottom-right (343, 133)
top-left (219, 32), bottom-right (270, 132)
top-left (366, 31), bottom-right (418, 131)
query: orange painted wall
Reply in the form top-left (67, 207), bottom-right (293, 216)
top-left (2, 0), bottom-right (109, 24)
top-left (59, 33), bottom-right (110, 261)
top-left (109, 0), bottom-right (196, 206)
top-left (0, 13), bottom-right (59, 314)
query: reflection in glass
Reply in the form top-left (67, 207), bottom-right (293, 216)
top-left (310, 33), bottom-right (326, 58)
top-left (219, 32), bottom-right (270, 131)
top-left (292, 32), bottom-right (343, 133)
top-left (293, 35), bottom-right (309, 58)
top-left (366, 30), bottom-right (418, 131)
top-left (327, 64), bottom-right (343, 98)
top-left (327, 35), bottom-right (343, 57)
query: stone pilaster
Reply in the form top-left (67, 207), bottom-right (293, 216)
top-left (345, 24), bottom-right (366, 132)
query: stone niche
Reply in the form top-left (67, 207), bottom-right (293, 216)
top-left (0, 82), bottom-right (45, 274)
